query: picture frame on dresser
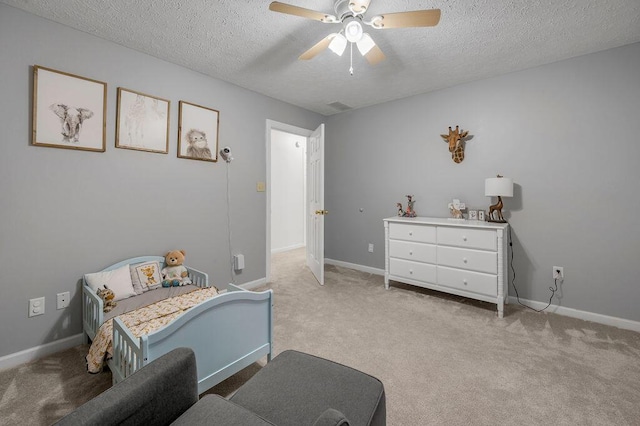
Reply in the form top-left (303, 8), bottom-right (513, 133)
top-left (468, 210), bottom-right (478, 220)
top-left (478, 210), bottom-right (485, 221)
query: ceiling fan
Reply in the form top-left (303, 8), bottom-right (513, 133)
top-left (269, 0), bottom-right (441, 74)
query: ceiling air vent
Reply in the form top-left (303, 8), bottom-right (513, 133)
top-left (328, 102), bottom-right (352, 111)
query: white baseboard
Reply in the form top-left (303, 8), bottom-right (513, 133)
top-left (271, 244), bottom-right (305, 254)
top-left (238, 277), bottom-right (268, 290)
top-left (0, 333), bottom-right (84, 371)
top-left (325, 258), bottom-right (385, 276)
top-left (328, 258), bottom-right (640, 333)
top-left (508, 296), bottom-right (640, 333)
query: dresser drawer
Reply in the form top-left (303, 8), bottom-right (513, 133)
top-left (389, 240), bottom-right (436, 263)
top-left (389, 223), bottom-right (436, 243)
top-left (437, 227), bottom-right (496, 251)
top-left (389, 258), bottom-right (436, 283)
top-left (437, 246), bottom-right (497, 274)
top-left (437, 266), bottom-right (497, 296)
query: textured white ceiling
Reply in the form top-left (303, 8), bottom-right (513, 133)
top-left (4, 0), bottom-right (640, 115)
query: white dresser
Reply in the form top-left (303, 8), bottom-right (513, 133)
top-left (384, 217), bottom-right (509, 317)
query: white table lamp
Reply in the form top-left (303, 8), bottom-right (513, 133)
top-left (485, 175), bottom-right (513, 223)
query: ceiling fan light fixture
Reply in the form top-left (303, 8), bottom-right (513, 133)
top-left (328, 33), bottom-right (348, 56)
top-left (344, 19), bottom-right (363, 42)
top-left (356, 33), bottom-right (375, 55)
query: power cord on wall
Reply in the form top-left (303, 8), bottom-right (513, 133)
top-left (508, 226), bottom-right (558, 312)
top-left (225, 159), bottom-right (236, 285)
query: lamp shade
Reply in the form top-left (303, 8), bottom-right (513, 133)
top-left (485, 177), bottom-right (513, 197)
top-left (356, 33), bottom-right (375, 56)
top-left (328, 33), bottom-right (347, 56)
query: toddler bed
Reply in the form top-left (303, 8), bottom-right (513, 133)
top-left (82, 255), bottom-right (273, 394)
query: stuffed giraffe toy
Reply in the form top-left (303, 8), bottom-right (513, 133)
top-left (440, 126), bottom-right (469, 163)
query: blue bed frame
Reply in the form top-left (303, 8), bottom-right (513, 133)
top-left (82, 256), bottom-right (273, 394)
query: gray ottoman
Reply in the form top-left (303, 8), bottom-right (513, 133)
top-left (230, 350), bottom-right (386, 426)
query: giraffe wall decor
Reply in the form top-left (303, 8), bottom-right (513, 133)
top-left (440, 125), bottom-right (469, 163)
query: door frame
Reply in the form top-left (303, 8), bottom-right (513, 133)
top-left (265, 119), bottom-right (314, 283)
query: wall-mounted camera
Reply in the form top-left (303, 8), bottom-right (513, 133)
top-left (220, 146), bottom-right (233, 163)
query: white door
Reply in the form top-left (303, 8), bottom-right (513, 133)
top-left (306, 124), bottom-right (325, 285)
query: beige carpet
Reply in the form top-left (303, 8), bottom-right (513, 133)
top-left (2, 248), bottom-right (639, 425)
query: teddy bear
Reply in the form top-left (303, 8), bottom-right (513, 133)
top-left (161, 250), bottom-right (192, 287)
top-left (96, 287), bottom-right (117, 313)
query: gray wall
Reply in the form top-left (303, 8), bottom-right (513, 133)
top-left (325, 42), bottom-right (640, 323)
top-left (0, 4), bottom-right (322, 358)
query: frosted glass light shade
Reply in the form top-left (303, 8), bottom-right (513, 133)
top-left (485, 177), bottom-right (513, 197)
top-left (345, 20), bottom-right (363, 42)
top-left (328, 33), bottom-right (347, 56)
top-left (356, 33), bottom-right (375, 55)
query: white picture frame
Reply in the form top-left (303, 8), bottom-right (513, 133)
top-left (469, 210), bottom-right (478, 220)
top-left (478, 210), bottom-right (486, 221)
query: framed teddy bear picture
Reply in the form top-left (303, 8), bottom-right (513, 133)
top-left (177, 100), bottom-right (219, 162)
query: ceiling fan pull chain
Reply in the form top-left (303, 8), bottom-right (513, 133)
top-left (349, 42), bottom-right (354, 75)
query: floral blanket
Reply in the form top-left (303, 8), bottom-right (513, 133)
top-left (87, 286), bottom-right (219, 373)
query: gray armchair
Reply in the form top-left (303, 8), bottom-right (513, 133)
top-left (56, 348), bottom-right (385, 426)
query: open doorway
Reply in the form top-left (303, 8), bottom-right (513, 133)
top-left (270, 129), bottom-right (307, 255)
top-left (265, 120), bottom-right (324, 285)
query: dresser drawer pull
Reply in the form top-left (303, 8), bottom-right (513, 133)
top-left (462, 236), bottom-right (467, 241)
top-left (463, 257), bottom-right (468, 263)
top-left (409, 251), bottom-right (413, 255)
top-left (409, 269), bottom-right (413, 274)
top-left (409, 232), bottom-right (413, 236)
top-left (463, 279), bottom-right (468, 285)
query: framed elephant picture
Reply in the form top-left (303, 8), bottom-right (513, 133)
top-left (32, 65), bottom-right (107, 152)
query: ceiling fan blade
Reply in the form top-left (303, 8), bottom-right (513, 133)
top-left (299, 34), bottom-right (336, 60)
top-left (269, 1), bottom-right (338, 23)
top-left (374, 9), bottom-right (441, 28)
top-left (349, 0), bottom-right (371, 14)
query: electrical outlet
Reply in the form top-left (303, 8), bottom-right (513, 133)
top-left (553, 266), bottom-right (564, 280)
top-left (234, 254), bottom-right (245, 270)
top-left (57, 292), bottom-right (70, 309)
top-left (29, 297), bottom-right (45, 317)
top-left (368, 243), bottom-right (374, 253)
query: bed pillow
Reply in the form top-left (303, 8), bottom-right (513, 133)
top-left (130, 261), bottom-right (163, 293)
top-left (84, 264), bottom-right (137, 302)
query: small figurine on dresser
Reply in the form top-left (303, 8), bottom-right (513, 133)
top-left (448, 199), bottom-right (466, 219)
top-left (396, 195), bottom-right (417, 217)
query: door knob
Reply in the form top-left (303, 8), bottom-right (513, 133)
top-left (315, 210), bottom-right (329, 215)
